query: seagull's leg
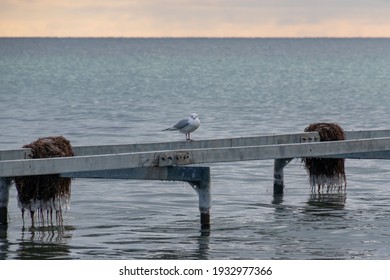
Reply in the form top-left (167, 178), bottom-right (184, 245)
top-left (186, 133), bottom-right (191, 141)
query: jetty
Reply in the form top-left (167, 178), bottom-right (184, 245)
top-left (1, 129), bottom-right (390, 230)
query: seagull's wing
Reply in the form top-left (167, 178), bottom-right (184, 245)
top-left (162, 118), bottom-right (190, 131)
top-left (172, 118), bottom-right (190, 130)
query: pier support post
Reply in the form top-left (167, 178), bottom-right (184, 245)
top-left (273, 158), bottom-right (293, 195)
top-left (167, 167), bottom-right (211, 231)
top-left (61, 166), bottom-right (211, 231)
top-left (0, 178), bottom-right (12, 225)
top-left (188, 168), bottom-right (211, 231)
top-left (191, 184), bottom-right (211, 231)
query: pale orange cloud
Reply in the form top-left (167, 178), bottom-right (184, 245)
top-left (1, 0), bottom-right (390, 37)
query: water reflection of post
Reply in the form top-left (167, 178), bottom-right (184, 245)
top-left (272, 193), bottom-right (284, 206)
top-left (195, 234), bottom-right (210, 259)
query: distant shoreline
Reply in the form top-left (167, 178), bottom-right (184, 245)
top-left (1, 36), bottom-right (390, 39)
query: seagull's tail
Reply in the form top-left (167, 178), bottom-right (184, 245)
top-left (162, 127), bottom-right (176, 131)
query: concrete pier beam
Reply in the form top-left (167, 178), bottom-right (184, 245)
top-left (2, 130), bottom-right (390, 230)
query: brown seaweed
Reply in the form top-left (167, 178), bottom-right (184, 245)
top-left (14, 136), bottom-right (74, 226)
top-left (302, 123), bottom-right (346, 192)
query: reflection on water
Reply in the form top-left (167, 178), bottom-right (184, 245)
top-left (307, 192), bottom-right (347, 210)
top-left (0, 225), bottom-right (10, 260)
top-left (271, 195), bottom-right (284, 206)
top-left (16, 225), bottom-right (74, 259)
top-left (1, 224), bottom-right (74, 259)
top-left (195, 234), bottom-right (210, 259)
top-left (147, 234), bottom-right (210, 260)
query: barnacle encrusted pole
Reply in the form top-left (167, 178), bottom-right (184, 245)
top-left (302, 123), bottom-right (347, 192)
top-left (14, 136), bottom-right (74, 227)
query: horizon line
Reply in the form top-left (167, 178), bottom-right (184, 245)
top-left (1, 36), bottom-right (390, 39)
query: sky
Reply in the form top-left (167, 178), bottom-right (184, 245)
top-left (1, 0), bottom-right (390, 37)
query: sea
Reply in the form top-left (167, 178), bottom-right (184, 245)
top-left (1, 38), bottom-right (390, 260)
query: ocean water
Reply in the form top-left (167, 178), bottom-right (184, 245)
top-left (1, 38), bottom-right (390, 259)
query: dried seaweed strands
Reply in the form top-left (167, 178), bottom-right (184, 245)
top-left (14, 136), bottom-right (74, 227)
top-left (302, 123), bottom-right (347, 193)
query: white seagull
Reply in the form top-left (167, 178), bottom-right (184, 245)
top-left (162, 113), bottom-right (200, 141)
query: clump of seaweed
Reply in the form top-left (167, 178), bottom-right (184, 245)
top-left (302, 123), bottom-right (346, 193)
top-left (14, 136), bottom-right (74, 227)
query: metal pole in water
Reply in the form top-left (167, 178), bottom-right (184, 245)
top-left (189, 167), bottom-right (211, 231)
top-left (197, 183), bottom-right (211, 230)
top-left (273, 158), bottom-right (293, 195)
top-left (0, 178), bottom-right (12, 225)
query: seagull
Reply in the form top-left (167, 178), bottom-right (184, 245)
top-left (162, 113), bottom-right (200, 141)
